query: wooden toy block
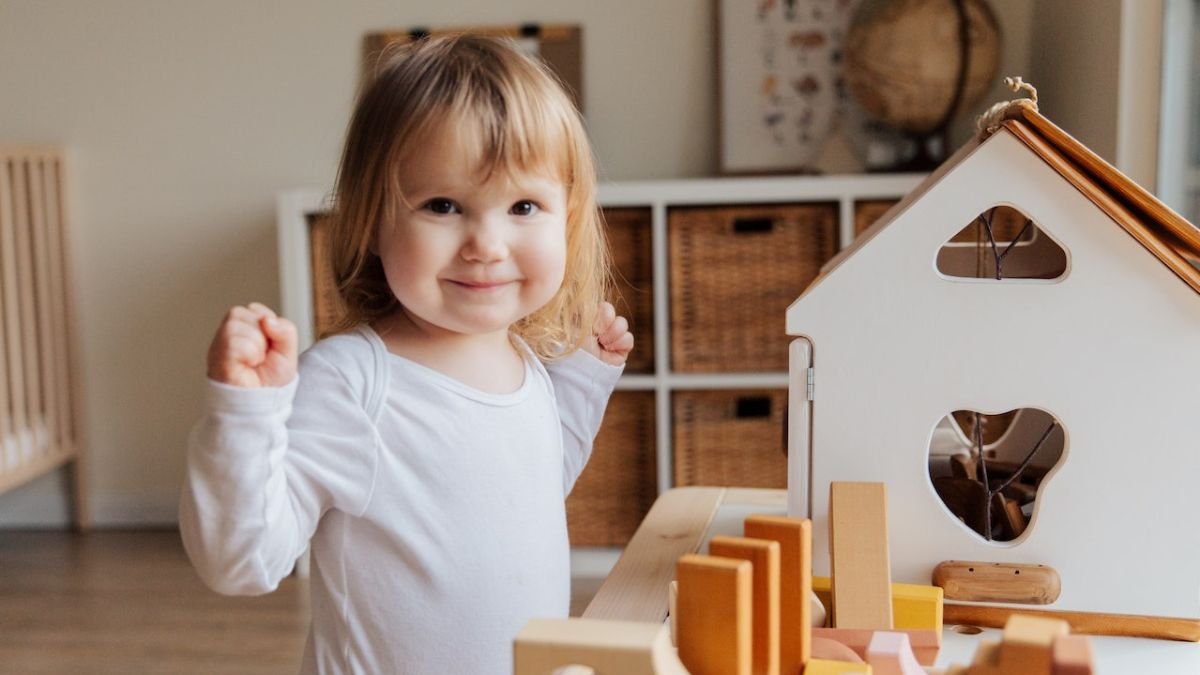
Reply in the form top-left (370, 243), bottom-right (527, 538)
top-left (829, 482), bottom-right (893, 630)
top-left (710, 536), bottom-right (781, 675)
top-left (813, 577), bottom-right (943, 633)
top-left (513, 618), bottom-right (687, 674)
top-left (1050, 634), bottom-right (1094, 674)
top-left (676, 554), bottom-right (752, 675)
top-left (744, 514), bottom-right (814, 671)
top-left (803, 658), bottom-right (873, 674)
top-left (995, 614), bottom-right (1068, 674)
top-left (865, 632), bottom-right (925, 675)
top-left (811, 637), bottom-right (865, 663)
top-left (811, 627), bottom-right (940, 666)
top-left (933, 560), bottom-right (1061, 605)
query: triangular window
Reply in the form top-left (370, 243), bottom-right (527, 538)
top-left (936, 205), bottom-right (1068, 280)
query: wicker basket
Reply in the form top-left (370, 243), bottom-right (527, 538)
top-left (308, 213), bottom-right (345, 337)
top-left (603, 207), bottom-right (654, 374)
top-left (566, 391), bottom-right (658, 547)
top-left (668, 203), bottom-right (838, 372)
top-left (854, 199), bottom-right (899, 237)
top-left (672, 389), bottom-right (787, 488)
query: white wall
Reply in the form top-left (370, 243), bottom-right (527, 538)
top-left (0, 0), bottom-right (1034, 526)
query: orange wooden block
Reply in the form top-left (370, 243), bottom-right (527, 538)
top-left (811, 637), bottom-right (865, 663)
top-left (1051, 635), bottom-right (1094, 675)
top-left (811, 627), bottom-right (941, 667)
top-left (996, 614), bottom-right (1068, 674)
top-left (676, 554), bottom-right (752, 675)
top-left (744, 514), bottom-right (813, 672)
top-left (830, 482), bottom-right (893, 630)
top-left (710, 536), bottom-right (781, 675)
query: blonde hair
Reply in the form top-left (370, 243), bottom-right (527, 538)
top-left (325, 34), bottom-right (610, 361)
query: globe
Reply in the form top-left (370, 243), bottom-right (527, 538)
top-left (844, 0), bottom-right (1001, 137)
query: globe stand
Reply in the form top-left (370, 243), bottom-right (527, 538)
top-left (890, 130), bottom-right (948, 172)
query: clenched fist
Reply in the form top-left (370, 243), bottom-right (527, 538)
top-left (207, 302), bottom-right (298, 388)
top-left (584, 301), bottom-right (634, 367)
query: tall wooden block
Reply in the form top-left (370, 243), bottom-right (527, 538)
top-left (830, 482), bottom-right (893, 630)
top-left (744, 514), bottom-right (812, 672)
top-left (676, 554), bottom-right (752, 675)
top-left (710, 535), bottom-right (781, 675)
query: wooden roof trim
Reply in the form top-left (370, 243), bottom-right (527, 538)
top-left (1003, 118), bottom-right (1200, 294)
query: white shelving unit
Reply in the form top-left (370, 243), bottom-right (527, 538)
top-left (596, 174), bottom-right (924, 494)
top-left (276, 174), bottom-right (925, 573)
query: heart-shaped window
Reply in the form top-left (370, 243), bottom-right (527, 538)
top-left (928, 408), bottom-right (1066, 543)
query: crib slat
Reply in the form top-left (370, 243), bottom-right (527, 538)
top-left (0, 159), bottom-right (14, 471)
top-left (29, 157), bottom-right (58, 459)
top-left (10, 157), bottom-right (44, 462)
top-left (43, 156), bottom-right (72, 451)
top-left (0, 157), bottom-right (29, 466)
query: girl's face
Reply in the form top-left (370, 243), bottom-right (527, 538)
top-left (376, 124), bottom-right (568, 341)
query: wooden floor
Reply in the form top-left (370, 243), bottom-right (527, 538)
top-left (0, 530), bottom-right (602, 674)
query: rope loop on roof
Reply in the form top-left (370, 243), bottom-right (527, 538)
top-left (976, 76), bottom-right (1039, 139)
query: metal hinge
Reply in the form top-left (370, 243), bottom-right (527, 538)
top-left (806, 367), bottom-right (815, 401)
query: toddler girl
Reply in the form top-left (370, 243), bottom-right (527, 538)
top-left (180, 34), bottom-right (632, 674)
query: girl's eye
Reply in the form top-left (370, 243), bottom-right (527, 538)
top-left (424, 198), bottom-right (458, 215)
top-left (510, 200), bottom-right (539, 216)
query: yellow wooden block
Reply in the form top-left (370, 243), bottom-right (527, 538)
top-left (710, 536), bottom-right (781, 675)
top-left (676, 554), bottom-right (752, 675)
top-left (813, 577), bottom-right (943, 633)
top-left (803, 658), bottom-right (873, 674)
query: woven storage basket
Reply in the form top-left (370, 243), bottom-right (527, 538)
top-left (669, 203), bottom-right (838, 372)
top-left (566, 391), bottom-right (658, 547)
top-left (603, 207), bottom-right (654, 374)
top-left (854, 199), bottom-right (899, 237)
top-left (308, 213), bottom-right (345, 338)
top-left (672, 389), bottom-right (787, 488)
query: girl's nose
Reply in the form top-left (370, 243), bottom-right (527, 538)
top-left (461, 220), bottom-right (508, 263)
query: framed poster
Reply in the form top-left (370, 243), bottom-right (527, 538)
top-left (362, 24), bottom-right (583, 113)
top-left (718, 0), bottom-right (854, 174)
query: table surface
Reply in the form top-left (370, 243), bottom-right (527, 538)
top-left (582, 487), bottom-right (1200, 674)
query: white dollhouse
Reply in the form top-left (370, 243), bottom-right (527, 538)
top-left (786, 106), bottom-right (1200, 622)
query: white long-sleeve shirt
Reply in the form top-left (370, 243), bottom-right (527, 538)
top-left (179, 325), bottom-right (622, 674)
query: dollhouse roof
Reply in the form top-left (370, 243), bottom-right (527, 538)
top-left (820, 107), bottom-right (1200, 295)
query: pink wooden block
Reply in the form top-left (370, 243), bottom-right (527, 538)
top-left (866, 631), bottom-right (925, 675)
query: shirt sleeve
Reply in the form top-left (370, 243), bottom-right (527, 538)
top-left (545, 349), bottom-right (624, 495)
top-left (178, 351), bottom-right (380, 596)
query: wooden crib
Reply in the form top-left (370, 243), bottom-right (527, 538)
top-left (0, 146), bottom-right (87, 527)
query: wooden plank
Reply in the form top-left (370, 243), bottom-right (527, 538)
top-left (933, 561), bottom-right (1060, 605)
top-left (943, 604), bottom-right (1200, 642)
top-left (42, 155), bottom-right (71, 453)
top-left (830, 482), bottom-right (893, 630)
top-left (744, 515), bottom-right (812, 673)
top-left (676, 554), bottom-right (752, 675)
top-left (28, 156), bottom-right (58, 459)
top-left (10, 157), bottom-right (44, 460)
top-left (0, 155), bottom-right (30, 461)
top-left (710, 535), bottom-right (781, 675)
top-left (583, 487), bottom-right (725, 621)
top-left (0, 157), bottom-right (12, 470)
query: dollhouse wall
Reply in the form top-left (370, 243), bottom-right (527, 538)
top-left (786, 129), bottom-right (1200, 619)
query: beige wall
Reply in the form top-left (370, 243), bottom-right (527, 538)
top-left (0, 0), bottom-right (1035, 526)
